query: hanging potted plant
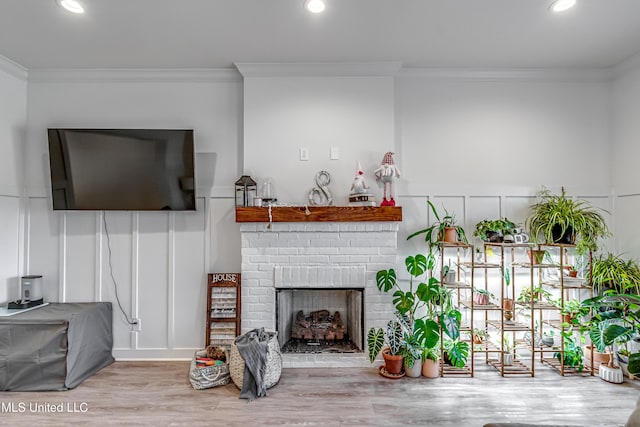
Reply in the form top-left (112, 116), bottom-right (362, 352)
top-left (526, 187), bottom-right (610, 254)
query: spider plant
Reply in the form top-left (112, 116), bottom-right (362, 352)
top-left (526, 187), bottom-right (610, 254)
top-left (592, 253), bottom-right (640, 295)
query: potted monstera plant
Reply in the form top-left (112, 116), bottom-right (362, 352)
top-left (526, 187), bottom-right (609, 254)
top-left (373, 254), bottom-right (469, 375)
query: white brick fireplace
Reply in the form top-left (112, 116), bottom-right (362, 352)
top-left (240, 221), bottom-right (399, 367)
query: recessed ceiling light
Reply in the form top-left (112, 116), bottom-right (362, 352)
top-left (304, 0), bottom-right (326, 14)
top-left (56, 0), bottom-right (85, 14)
top-left (549, 0), bottom-right (576, 13)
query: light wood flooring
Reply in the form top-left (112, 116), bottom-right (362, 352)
top-left (1, 360), bottom-right (638, 427)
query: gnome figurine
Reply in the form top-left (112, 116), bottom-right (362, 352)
top-left (348, 161), bottom-right (376, 206)
top-left (374, 152), bottom-right (400, 206)
top-left (350, 161), bottom-right (369, 195)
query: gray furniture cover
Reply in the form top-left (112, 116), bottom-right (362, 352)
top-left (0, 302), bottom-right (114, 391)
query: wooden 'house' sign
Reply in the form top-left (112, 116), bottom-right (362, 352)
top-left (206, 273), bottom-right (241, 348)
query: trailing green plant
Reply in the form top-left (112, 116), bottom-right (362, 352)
top-left (526, 187), bottom-right (610, 254)
top-left (473, 218), bottom-right (517, 241)
top-left (472, 328), bottom-right (488, 340)
top-left (517, 285), bottom-right (552, 304)
top-left (407, 201), bottom-right (468, 252)
top-left (367, 320), bottom-right (404, 363)
top-left (554, 328), bottom-right (584, 370)
top-left (591, 253), bottom-right (640, 295)
top-left (373, 253), bottom-right (468, 368)
top-left (553, 298), bottom-right (589, 325)
top-left (581, 293), bottom-right (640, 375)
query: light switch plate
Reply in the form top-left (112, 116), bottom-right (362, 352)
top-left (330, 147), bottom-right (339, 160)
top-left (300, 147), bottom-right (309, 161)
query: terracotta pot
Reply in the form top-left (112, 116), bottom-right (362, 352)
top-left (422, 358), bottom-right (440, 378)
top-left (404, 359), bottom-right (422, 378)
top-left (382, 348), bottom-right (404, 375)
top-left (442, 227), bottom-right (458, 243)
top-left (473, 334), bottom-right (483, 345)
top-left (561, 313), bottom-right (574, 324)
top-left (528, 250), bottom-right (546, 265)
top-left (502, 298), bottom-right (514, 311)
top-left (584, 344), bottom-right (612, 369)
top-left (569, 270), bottom-right (578, 278)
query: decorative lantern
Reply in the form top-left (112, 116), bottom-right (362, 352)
top-left (235, 175), bottom-right (257, 207)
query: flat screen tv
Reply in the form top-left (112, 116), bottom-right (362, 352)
top-left (47, 128), bottom-right (196, 211)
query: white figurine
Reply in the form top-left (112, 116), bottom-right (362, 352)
top-left (348, 161), bottom-right (376, 206)
top-left (350, 161), bottom-right (369, 195)
top-left (374, 152), bottom-right (401, 206)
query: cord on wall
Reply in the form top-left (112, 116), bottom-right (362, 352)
top-left (102, 213), bottom-right (137, 326)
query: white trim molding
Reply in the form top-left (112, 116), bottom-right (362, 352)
top-left (234, 62), bottom-right (403, 78)
top-left (27, 68), bottom-right (241, 83)
top-left (0, 54), bottom-right (28, 81)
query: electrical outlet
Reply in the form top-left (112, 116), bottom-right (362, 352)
top-left (330, 147), bottom-right (340, 160)
top-left (132, 318), bottom-right (141, 332)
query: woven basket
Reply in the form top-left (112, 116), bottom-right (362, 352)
top-left (229, 331), bottom-right (282, 390)
top-left (189, 348), bottom-right (231, 390)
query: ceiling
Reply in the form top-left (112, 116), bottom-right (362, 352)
top-left (1, 0), bottom-right (640, 70)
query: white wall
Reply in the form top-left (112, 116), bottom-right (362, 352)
top-left (24, 70), bottom-right (242, 358)
top-left (0, 57), bottom-right (27, 303)
top-left (611, 55), bottom-right (640, 257)
top-left (396, 71), bottom-right (612, 259)
top-left (239, 64), bottom-right (399, 205)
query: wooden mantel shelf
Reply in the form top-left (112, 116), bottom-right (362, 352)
top-left (235, 206), bottom-right (402, 223)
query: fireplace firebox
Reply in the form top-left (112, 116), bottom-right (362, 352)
top-left (276, 288), bottom-right (364, 354)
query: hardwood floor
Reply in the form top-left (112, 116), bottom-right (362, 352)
top-left (1, 361), bottom-right (638, 426)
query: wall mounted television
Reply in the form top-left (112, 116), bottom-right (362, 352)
top-left (47, 128), bottom-right (196, 211)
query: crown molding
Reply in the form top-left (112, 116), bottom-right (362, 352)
top-left (612, 51), bottom-right (640, 80)
top-left (234, 62), bottom-right (403, 78)
top-left (399, 67), bottom-right (613, 83)
top-left (0, 55), bottom-right (28, 81)
top-left (27, 68), bottom-right (241, 83)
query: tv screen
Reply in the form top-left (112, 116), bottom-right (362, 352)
top-left (47, 128), bottom-right (196, 211)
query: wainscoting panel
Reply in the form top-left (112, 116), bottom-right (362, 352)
top-left (25, 197), bottom-right (61, 303)
top-left (64, 212), bottom-right (97, 302)
top-left (137, 212), bottom-right (170, 349)
top-left (0, 195), bottom-right (20, 303)
top-left (615, 194), bottom-right (640, 255)
top-left (467, 196), bottom-right (501, 233)
top-left (101, 212), bottom-right (135, 350)
top-left (503, 196), bottom-right (535, 229)
top-left (172, 198), bottom-right (206, 349)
